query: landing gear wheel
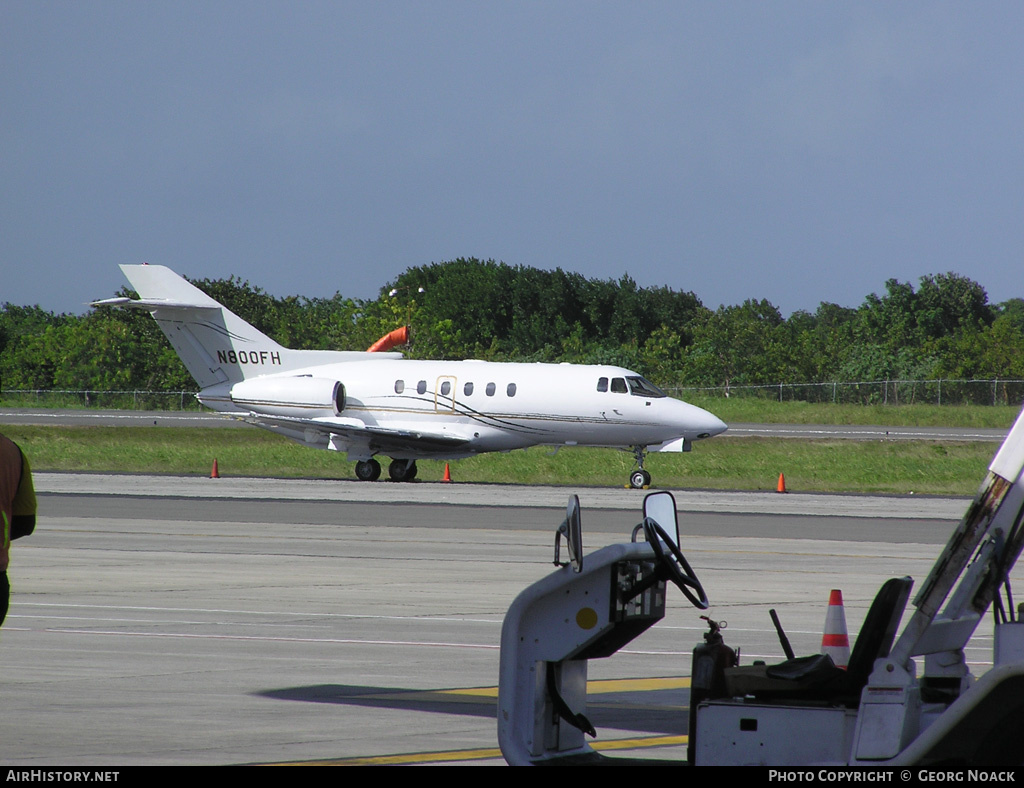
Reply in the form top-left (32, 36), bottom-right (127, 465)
top-left (643, 519), bottom-right (708, 609)
top-left (388, 459), bottom-right (418, 482)
top-left (355, 459), bottom-right (381, 481)
top-left (630, 469), bottom-right (651, 489)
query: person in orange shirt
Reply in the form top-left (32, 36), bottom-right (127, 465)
top-left (1, 433), bottom-right (37, 627)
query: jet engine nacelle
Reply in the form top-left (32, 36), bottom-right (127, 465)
top-left (229, 376), bottom-right (345, 419)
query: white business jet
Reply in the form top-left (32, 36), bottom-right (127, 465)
top-left (95, 265), bottom-right (727, 487)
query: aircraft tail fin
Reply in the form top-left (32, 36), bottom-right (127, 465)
top-left (95, 264), bottom-right (286, 388)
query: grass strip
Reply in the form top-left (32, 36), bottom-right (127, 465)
top-left (3, 425), bottom-right (993, 496)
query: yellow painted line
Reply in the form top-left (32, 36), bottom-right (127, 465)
top-left (586, 676), bottom-right (690, 693)
top-left (278, 735), bottom-right (690, 766)
top-left (316, 677), bottom-right (688, 704)
top-left (434, 677), bottom-right (690, 697)
top-left (593, 734), bottom-right (688, 752)
top-left (443, 686), bottom-right (499, 698)
top-left (266, 679), bottom-right (693, 765)
top-left (281, 747), bottom-right (505, 766)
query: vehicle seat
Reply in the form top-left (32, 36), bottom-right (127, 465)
top-left (723, 576), bottom-right (913, 704)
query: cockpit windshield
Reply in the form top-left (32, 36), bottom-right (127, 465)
top-left (626, 376), bottom-right (667, 398)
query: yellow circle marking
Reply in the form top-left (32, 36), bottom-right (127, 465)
top-left (576, 607), bottom-right (599, 629)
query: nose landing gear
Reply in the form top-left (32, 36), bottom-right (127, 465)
top-left (628, 445), bottom-right (651, 489)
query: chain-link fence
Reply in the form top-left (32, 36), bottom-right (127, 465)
top-left (4, 379), bottom-right (1024, 409)
top-left (0, 390), bottom-right (201, 410)
top-left (668, 379), bottom-right (1024, 407)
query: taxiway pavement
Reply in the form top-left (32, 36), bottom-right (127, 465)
top-left (1, 475), bottom-right (1004, 766)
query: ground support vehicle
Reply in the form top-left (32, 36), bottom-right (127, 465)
top-left (497, 407), bottom-right (1024, 766)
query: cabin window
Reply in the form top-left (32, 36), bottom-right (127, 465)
top-left (507, 383), bottom-right (517, 397)
top-left (611, 377), bottom-right (628, 393)
top-left (395, 380), bottom-right (404, 394)
top-left (626, 376), bottom-right (667, 398)
top-left (486, 382), bottom-right (496, 396)
top-left (417, 380), bottom-right (427, 395)
top-left (440, 381), bottom-right (451, 396)
top-left (597, 377), bottom-right (608, 392)
top-left (464, 382), bottom-right (474, 396)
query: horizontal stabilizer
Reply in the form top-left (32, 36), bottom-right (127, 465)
top-left (91, 296), bottom-right (219, 311)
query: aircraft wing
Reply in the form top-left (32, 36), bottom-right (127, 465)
top-left (232, 412), bottom-right (474, 455)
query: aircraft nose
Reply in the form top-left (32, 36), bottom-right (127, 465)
top-left (678, 402), bottom-right (727, 439)
top-left (694, 407), bottom-right (727, 438)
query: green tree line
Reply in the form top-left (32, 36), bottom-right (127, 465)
top-left (3, 260), bottom-right (1023, 402)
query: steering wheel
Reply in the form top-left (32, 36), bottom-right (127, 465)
top-left (643, 519), bottom-right (709, 610)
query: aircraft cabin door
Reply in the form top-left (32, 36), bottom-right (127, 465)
top-left (435, 376), bottom-right (457, 413)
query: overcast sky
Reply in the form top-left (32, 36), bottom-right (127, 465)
top-left (3, 2), bottom-right (1022, 318)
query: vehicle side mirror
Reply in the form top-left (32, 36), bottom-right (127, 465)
top-left (554, 495), bottom-right (583, 573)
top-left (643, 491), bottom-right (680, 549)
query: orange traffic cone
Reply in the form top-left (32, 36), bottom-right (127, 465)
top-left (210, 458), bottom-right (220, 479)
top-left (442, 463), bottom-right (452, 483)
top-left (777, 472), bottom-right (787, 493)
top-left (821, 589), bottom-right (850, 669)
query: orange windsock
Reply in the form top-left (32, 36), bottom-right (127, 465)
top-left (367, 325), bottom-right (410, 353)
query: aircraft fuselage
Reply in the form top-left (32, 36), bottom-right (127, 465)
top-left (198, 358), bottom-right (726, 461)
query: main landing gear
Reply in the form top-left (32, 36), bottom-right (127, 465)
top-left (388, 459), bottom-right (418, 482)
top-left (353, 458), bottom-right (418, 482)
top-left (628, 445), bottom-right (651, 489)
top-left (355, 459), bottom-right (381, 481)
